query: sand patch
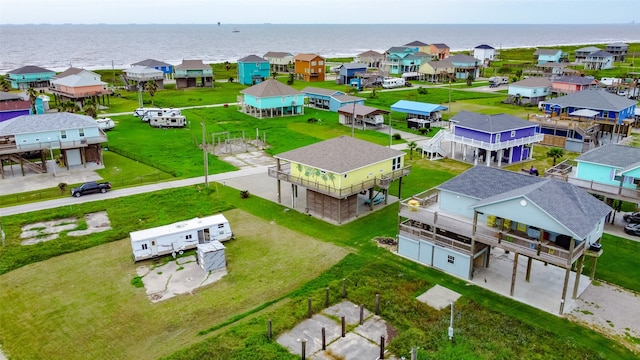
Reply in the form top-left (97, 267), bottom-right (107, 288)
top-left (20, 211), bottom-right (112, 245)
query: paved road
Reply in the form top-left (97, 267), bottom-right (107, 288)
top-left (0, 166), bottom-right (269, 217)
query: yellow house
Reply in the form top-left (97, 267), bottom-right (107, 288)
top-left (268, 136), bottom-right (411, 224)
top-left (419, 60), bottom-right (455, 83)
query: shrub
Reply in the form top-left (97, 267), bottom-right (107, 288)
top-left (392, 133), bottom-right (402, 140)
top-left (131, 276), bottom-right (144, 288)
top-left (240, 190), bottom-right (250, 199)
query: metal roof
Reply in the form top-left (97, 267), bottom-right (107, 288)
top-left (338, 63), bottom-right (367, 70)
top-left (391, 100), bottom-right (448, 116)
top-left (575, 143), bottom-right (640, 170)
top-left (547, 89), bottom-right (637, 112)
top-left (50, 74), bottom-right (106, 87)
top-left (274, 135), bottom-right (403, 174)
top-left (0, 112), bottom-right (100, 135)
top-left (534, 49), bottom-right (562, 56)
top-left (336, 104), bottom-right (388, 117)
top-left (240, 79), bottom-right (303, 98)
top-left (552, 75), bottom-right (597, 85)
top-left (130, 214), bottom-right (229, 242)
top-left (438, 166), bottom-right (612, 239)
top-left (124, 66), bottom-right (164, 76)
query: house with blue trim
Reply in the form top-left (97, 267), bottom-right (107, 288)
top-left (237, 55), bottom-right (270, 85)
top-left (132, 59), bottom-right (174, 79)
top-left (534, 49), bottom-right (564, 65)
top-left (239, 79), bottom-right (304, 118)
top-left (542, 89), bottom-right (636, 125)
top-left (507, 77), bottom-right (551, 105)
top-left (443, 110), bottom-right (543, 166)
top-left (7, 66), bottom-right (56, 90)
top-left (335, 63), bottom-right (367, 86)
top-left (0, 112), bottom-right (107, 178)
top-left (397, 165), bottom-right (611, 314)
top-left (382, 47), bottom-right (415, 75)
top-left (390, 100), bottom-right (448, 122)
top-left (473, 44), bottom-right (496, 65)
top-left (302, 87), bottom-right (364, 112)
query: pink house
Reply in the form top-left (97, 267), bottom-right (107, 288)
top-left (49, 69), bottom-right (111, 104)
top-left (550, 75), bottom-right (598, 96)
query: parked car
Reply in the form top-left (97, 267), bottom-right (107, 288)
top-left (623, 211), bottom-right (640, 223)
top-left (364, 194), bottom-right (385, 206)
top-left (623, 223), bottom-right (640, 236)
top-left (71, 181), bottom-right (112, 197)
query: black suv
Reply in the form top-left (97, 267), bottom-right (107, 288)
top-left (623, 212), bottom-right (640, 224)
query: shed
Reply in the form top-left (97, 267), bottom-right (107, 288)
top-left (197, 241), bottom-right (226, 272)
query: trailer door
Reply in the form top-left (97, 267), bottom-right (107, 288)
top-left (151, 239), bottom-right (157, 256)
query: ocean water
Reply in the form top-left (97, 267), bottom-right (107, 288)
top-left (0, 23), bottom-right (639, 73)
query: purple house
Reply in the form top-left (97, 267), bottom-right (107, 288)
top-left (446, 111), bottom-right (544, 166)
top-left (0, 92), bottom-right (31, 122)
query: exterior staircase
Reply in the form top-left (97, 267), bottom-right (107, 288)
top-left (417, 129), bottom-right (448, 159)
top-left (8, 153), bottom-right (47, 174)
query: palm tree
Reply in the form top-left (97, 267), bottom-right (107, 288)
top-left (83, 99), bottom-right (97, 118)
top-left (0, 75), bottom-right (11, 92)
top-left (271, 71), bottom-right (278, 79)
top-left (144, 80), bottom-right (158, 106)
top-left (466, 72), bottom-right (475, 87)
top-left (546, 147), bottom-right (565, 166)
top-left (287, 73), bottom-right (295, 85)
top-left (407, 141), bottom-right (417, 160)
top-left (26, 87), bottom-right (38, 114)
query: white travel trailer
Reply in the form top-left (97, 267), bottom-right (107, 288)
top-left (133, 107), bottom-right (181, 122)
top-left (382, 77), bottom-right (406, 89)
top-left (95, 118), bottom-right (115, 131)
top-left (130, 214), bottom-right (233, 262)
top-left (149, 115), bottom-right (187, 128)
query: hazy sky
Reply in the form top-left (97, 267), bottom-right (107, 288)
top-left (0, 0), bottom-right (637, 25)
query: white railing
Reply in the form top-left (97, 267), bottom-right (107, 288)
top-left (444, 132), bottom-right (544, 151)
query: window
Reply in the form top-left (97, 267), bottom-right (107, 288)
top-left (142, 243), bottom-right (148, 250)
top-left (218, 224), bottom-right (224, 229)
top-left (60, 130), bottom-right (67, 139)
top-left (186, 234), bottom-right (192, 240)
top-left (447, 255), bottom-right (455, 264)
top-left (495, 133), bottom-right (501, 142)
top-left (35, 138), bottom-right (40, 142)
top-left (151, 241), bottom-right (155, 246)
top-left (510, 130), bottom-right (516, 137)
top-left (311, 61), bottom-right (317, 66)
top-left (79, 128), bottom-right (85, 137)
top-left (392, 156), bottom-right (401, 170)
top-left (319, 61), bottom-right (324, 66)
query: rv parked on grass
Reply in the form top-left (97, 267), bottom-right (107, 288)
top-left (489, 76), bottom-right (509, 87)
top-left (133, 107), bottom-right (181, 122)
top-left (381, 77), bottom-right (406, 89)
top-left (95, 118), bottom-right (115, 131)
top-left (130, 214), bottom-right (233, 261)
top-left (149, 115), bottom-right (187, 128)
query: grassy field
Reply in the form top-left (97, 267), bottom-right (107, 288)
top-left (0, 208), bottom-right (349, 360)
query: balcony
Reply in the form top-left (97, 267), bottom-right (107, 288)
top-left (268, 163), bottom-right (411, 199)
top-left (443, 132), bottom-right (544, 151)
top-left (49, 87), bottom-right (112, 98)
top-left (399, 191), bottom-right (586, 267)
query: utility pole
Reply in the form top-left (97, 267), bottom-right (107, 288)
top-left (201, 121), bottom-right (209, 187)
top-left (351, 101), bottom-right (356, 137)
top-left (448, 302), bottom-right (454, 342)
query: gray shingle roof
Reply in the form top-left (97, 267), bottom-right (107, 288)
top-left (357, 50), bottom-right (383, 57)
top-left (431, 43), bottom-right (449, 49)
top-left (575, 46), bottom-right (601, 53)
top-left (8, 65), bottom-right (55, 74)
top-left (302, 87), bottom-right (341, 96)
top-left (339, 63), bottom-right (367, 70)
top-left (549, 89), bottom-right (637, 112)
top-left (575, 143), bottom-right (640, 169)
top-left (175, 60), bottom-right (210, 70)
top-left (240, 79), bottom-right (302, 97)
top-left (552, 75), bottom-right (597, 85)
top-left (132, 59), bottom-right (172, 67)
top-left (332, 94), bottom-right (366, 103)
top-left (509, 77), bottom-right (552, 88)
top-left (0, 92), bottom-right (25, 101)
top-left (404, 41), bottom-right (428, 47)
top-left (586, 50), bottom-right (614, 58)
top-left (274, 135), bottom-right (403, 174)
top-left (451, 110), bottom-right (537, 133)
top-left (264, 52), bottom-right (293, 58)
top-left (475, 44), bottom-right (495, 49)
top-left (534, 49), bottom-right (562, 56)
top-left (438, 166), bottom-right (612, 239)
top-left (238, 55), bottom-right (268, 63)
top-left (447, 54), bottom-right (478, 63)
top-left (0, 112), bottom-right (99, 135)
top-left (337, 104), bottom-right (389, 117)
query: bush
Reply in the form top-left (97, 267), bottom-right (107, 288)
top-left (240, 190), bottom-right (250, 199)
top-left (417, 87), bottom-right (428, 95)
top-left (57, 182), bottom-right (67, 194)
top-left (392, 133), bottom-right (402, 140)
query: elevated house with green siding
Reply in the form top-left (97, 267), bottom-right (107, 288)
top-left (268, 136), bottom-right (411, 224)
top-left (174, 60), bottom-right (213, 89)
top-left (8, 65), bottom-right (56, 90)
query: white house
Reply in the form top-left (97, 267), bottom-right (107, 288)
top-left (473, 44), bottom-right (496, 65)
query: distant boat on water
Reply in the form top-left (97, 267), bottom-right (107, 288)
top-left (232, 28), bottom-right (240, 33)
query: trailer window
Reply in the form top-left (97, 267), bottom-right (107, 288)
top-left (186, 234), bottom-right (192, 240)
top-left (142, 244), bottom-right (148, 250)
top-left (218, 224), bottom-right (225, 229)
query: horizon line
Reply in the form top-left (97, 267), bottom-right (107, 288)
top-left (1, 22), bottom-right (637, 26)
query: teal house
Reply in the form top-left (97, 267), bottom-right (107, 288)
top-left (8, 65), bottom-right (56, 90)
top-left (237, 55), bottom-right (270, 85)
top-left (239, 79), bottom-right (304, 118)
top-left (570, 144), bottom-right (640, 202)
top-left (382, 47), bottom-right (415, 75)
